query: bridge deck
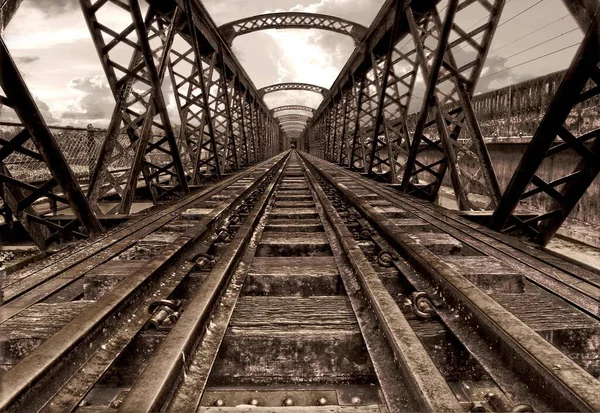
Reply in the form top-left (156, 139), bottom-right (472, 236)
top-left (1, 151), bottom-right (599, 412)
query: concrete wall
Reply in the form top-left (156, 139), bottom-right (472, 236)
top-left (413, 70), bottom-right (600, 226)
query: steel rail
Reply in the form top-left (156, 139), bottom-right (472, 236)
top-left (118, 152), bottom-right (290, 413)
top-left (119, 151), bottom-right (461, 412)
top-left (309, 152), bottom-right (600, 318)
top-left (0, 153), bottom-right (289, 412)
top-left (301, 158), bottom-right (463, 412)
top-left (0, 155), bottom-right (289, 325)
top-left (301, 151), bottom-right (600, 411)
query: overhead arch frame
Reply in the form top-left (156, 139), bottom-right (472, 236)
top-left (219, 12), bottom-right (368, 44)
top-left (259, 82), bottom-right (329, 96)
top-left (276, 114), bottom-right (312, 123)
top-left (272, 105), bottom-right (316, 114)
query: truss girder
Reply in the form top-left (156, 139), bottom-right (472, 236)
top-left (272, 105), bottom-right (316, 114)
top-left (401, 0), bottom-right (504, 211)
top-left (79, 0), bottom-right (189, 214)
top-left (308, 0), bottom-right (505, 209)
top-left (0, 4), bottom-right (102, 248)
top-left (276, 114), bottom-right (312, 123)
top-left (491, 1), bottom-right (600, 244)
top-left (219, 12), bottom-right (368, 44)
top-left (259, 82), bottom-right (329, 96)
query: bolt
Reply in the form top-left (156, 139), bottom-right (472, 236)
top-left (317, 397), bottom-right (327, 406)
top-left (351, 396), bottom-right (361, 405)
top-left (470, 401), bottom-right (485, 412)
top-left (283, 397), bottom-right (294, 406)
top-left (214, 399), bottom-right (224, 407)
top-left (250, 398), bottom-right (259, 406)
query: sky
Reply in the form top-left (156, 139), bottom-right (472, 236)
top-left (0, 0), bottom-right (583, 127)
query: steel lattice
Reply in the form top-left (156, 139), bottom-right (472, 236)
top-left (219, 12), bottom-right (368, 44)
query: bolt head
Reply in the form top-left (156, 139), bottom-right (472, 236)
top-left (214, 399), bottom-right (224, 407)
top-left (283, 397), bottom-right (294, 406)
top-left (250, 398), bottom-right (259, 406)
top-left (317, 397), bottom-right (327, 406)
top-left (351, 396), bottom-right (361, 405)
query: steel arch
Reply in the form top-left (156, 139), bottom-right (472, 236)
top-left (272, 105), bottom-right (316, 114)
top-left (219, 12), bottom-right (368, 44)
top-left (259, 82), bottom-right (329, 96)
top-left (276, 114), bottom-right (312, 123)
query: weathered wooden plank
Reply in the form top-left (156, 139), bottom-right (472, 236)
top-left (269, 208), bottom-right (319, 220)
top-left (257, 232), bottom-right (331, 256)
top-left (0, 301), bottom-right (93, 364)
top-left (407, 233), bottom-right (463, 255)
top-left (245, 257), bottom-right (339, 295)
top-left (442, 256), bottom-right (525, 294)
top-left (211, 296), bottom-right (373, 385)
top-left (492, 288), bottom-right (600, 377)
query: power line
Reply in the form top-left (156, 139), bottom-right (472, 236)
top-left (491, 14), bottom-right (574, 53)
top-left (479, 42), bottom-right (579, 80)
top-left (494, 27), bottom-right (579, 62)
top-left (454, 0), bottom-right (544, 54)
top-left (498, 0), bottom-right (546, 29)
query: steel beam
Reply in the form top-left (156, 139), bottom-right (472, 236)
top-left (219, 12), bottom-right (368, 44)
top-left (0, 37), bottom-right (102, 248)
top-left (80, 1), bottom-right (189, 212)
top-left (259, 82), bottom-right (329, 96)
top-left (491, 4), bottom-right (600, 244)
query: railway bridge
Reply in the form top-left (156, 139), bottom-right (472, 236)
top-left (1, 0), bottom-right (600, 412)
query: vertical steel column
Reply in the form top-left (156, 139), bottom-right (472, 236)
top-left (349, 72), bottom-right (366, 170)
top-left (119, 0), bottom-right (189, 213)
top-left (338, 87), bottom-right (351, 165)
top-left (0, 37), bottom-right (103, 247)
top-left (491, 9), bottom-right (600, 244)
top-left (367, 0), bottom-right (404, 182)
top-left (402, 1), bottom-right (470, 208)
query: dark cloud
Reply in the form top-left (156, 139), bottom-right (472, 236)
top-left (0, 95), bottom-right (57, 124)
top-left (28, 0), bottom-right (78, 15)
top-left (15, 55), bottom-right (40, 64)
top-left (450, 48), bottom-right (530, 93)
top-left (61, 75), bottom-right (114, 126)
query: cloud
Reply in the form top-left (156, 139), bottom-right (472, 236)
top-left (60, 75), bottom-right (114, 126)
top-left (27, 0), bottom-right (78, 16)
top-left (15, 55), bottom-right (40, 64)
top-left (0, 95), bottom-right (58, 124)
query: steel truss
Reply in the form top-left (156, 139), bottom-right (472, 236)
top-left (259, 82), bottom-right (329, 96)
top-left (79, 0), bottom-right (189, 214)
top-left (80, 0), bottom-right (278, 194)
top-left (276, 114), bottom-right (312, 123)
top-left (219, 12), bottom-right (368, 45)
top-left (272, 105), bottom-right (315, 114)
top-left (0, 2), bottom-right (102, 248)
top-left (491, 1), bottom-right (600, 244)
top-left (0, 0), bottom-right (278, 248)
top-left (308, 0), bottom-right (600, 244)
top-left (309, 0), bottom-right (504, 202)
top-left (401, 0), bottom-right (504, 210)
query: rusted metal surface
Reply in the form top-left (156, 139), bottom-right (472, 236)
top-left (302, 151), bottom-right (600, 411)
top-left (219, 12), bottom-right (368, 45)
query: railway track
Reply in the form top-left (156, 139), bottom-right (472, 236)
top-left (0, 150), bottom-right (599, 412)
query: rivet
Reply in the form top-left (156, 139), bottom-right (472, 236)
top-left (250, 399), bottom-right (259, 406)
top-left (283, 397), bottom-right (294, 406)
top-left (351, 396), bottom-right (361, 405)
top-left (317, 397), bottom-right (327, 406)
top-left (214, 399), bottom-right (224, 407)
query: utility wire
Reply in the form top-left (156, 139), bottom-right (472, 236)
top-left (479, 42), bottom-right (579, 80)
top-left (493, 27), bottom-right (579, 62)
top-left (490, 14), bottom-right (574, 53)
top-left (454, 0), bottom-right (545, 53)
